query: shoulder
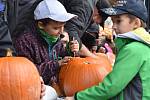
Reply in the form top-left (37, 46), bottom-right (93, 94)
top-left (121, 41), bottom-right (150, 57)
top-left (125, 41), bottom-right (149, 51)
top-left (15, 31), bottom-right (40, 43)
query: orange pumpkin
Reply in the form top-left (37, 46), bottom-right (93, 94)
top-left (0, 57), bottom-right (41, 100)
top-left (59, 56), bottom-right (112, 96)
top-left (95, 53), bottom-right (115, 66)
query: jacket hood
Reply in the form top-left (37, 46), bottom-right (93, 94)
top-left (117, 27), bottom-right (150, 46)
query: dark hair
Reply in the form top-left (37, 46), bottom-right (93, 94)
top-left (127, 14), bottom-right (147, 28)
top-left (96, 0), bottom-right (111, 9)
top-left (36, 18), bottom-right (65, 26)
top-left (96, 0), bottom-right (111, 27)
top-left (36, 18), bottom-right (52, 26)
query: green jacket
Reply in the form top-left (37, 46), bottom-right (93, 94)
top-left (75, 28), bottom-right (150, 100)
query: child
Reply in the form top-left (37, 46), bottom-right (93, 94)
top-left (14, 0), bottom-right (79, 86)
top-left (65, 0), bottom-right (150, 100)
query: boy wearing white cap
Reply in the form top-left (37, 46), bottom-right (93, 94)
top-left (14, 0), bottom-right (79, 93)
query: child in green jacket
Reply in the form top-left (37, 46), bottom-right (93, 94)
top-left (65, 0), bottom-right (150, 100)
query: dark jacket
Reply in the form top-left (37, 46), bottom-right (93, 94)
top-left (58, 0), bottom-right (97, 42)
top-left (14, 25), bottom-right (69, 85)
top-left (0, 1), bottom-right (14, 56)
top-left (7, 0), bottom-right (42, 40)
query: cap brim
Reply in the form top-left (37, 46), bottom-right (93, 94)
top-left (101, 8), bottom-right (127, 16)
top-left (49, 13), bottom-right (77, 22)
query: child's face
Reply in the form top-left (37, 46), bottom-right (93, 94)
top-left (43, 21), bottom-right (65, 37)
top-left (111, 14), bottom-right (136, 34)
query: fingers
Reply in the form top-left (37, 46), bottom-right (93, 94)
top-left (65, 97), bottom-right (75, 100)
top-left (98, 47), bottom-right (106, 53)
top-left (60, 56), bottom-right (72, 66)
top-left (40, 77), bottom-right (44, 84)
top-left (63, 56), bottom-right (72, 63)
top-left (40, 77), bottom-right (46, 99)
top-left (63, 56), bottom-right (72, 59)
top-left (69, 40), bottom-right (79, 52)
top-left (40, 85), bottom-right (46, 99)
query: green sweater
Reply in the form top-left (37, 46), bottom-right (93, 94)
top-left (75, 28), bottom-right (150, 100)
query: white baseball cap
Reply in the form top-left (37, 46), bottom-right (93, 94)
top-left (34, 0), bottom-right (77, 22)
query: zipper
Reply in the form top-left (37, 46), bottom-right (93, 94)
top-left (48, 41), bottom-right (62, 61)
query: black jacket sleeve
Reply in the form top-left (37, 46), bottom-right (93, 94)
top-left (7, 0), bottom-right (42, 40)
top-left (58, 0), bottom-right (94, 42)
top-left (0, 1), bottom-right (14, 57)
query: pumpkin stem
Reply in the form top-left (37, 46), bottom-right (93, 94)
top-left (84, 61), bottom-right (90, 64)
top-left (6, 48), bottom-right (13, 57)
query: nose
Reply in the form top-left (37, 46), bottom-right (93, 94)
top-left (59, 26), bottom-right (64, 33)
top-left (112, 24), bottom-right (117, 32)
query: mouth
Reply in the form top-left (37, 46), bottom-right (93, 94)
top-left (55, 33), bottom-right (61, 37)
top-left (113, 30), bottom-right (119, 34)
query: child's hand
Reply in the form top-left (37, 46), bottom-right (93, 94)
top-left (69, 40), bottom-right (79, 53)
top-left (40, 77), bottom-right (46, 100)
top-left (98, 47), bottom-right (106, 53)
top-left (58, 56), bottom-right (72, 66)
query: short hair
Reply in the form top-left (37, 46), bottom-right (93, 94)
top-left (36, 18), bottom-right (65, 26)
top-left (127, 14), bottom-right (147, 28)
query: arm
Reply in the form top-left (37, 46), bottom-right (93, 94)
top-left (79, 44), bottom-right (98, 58)
top-left (59, 0), bottom-right (98, 58)
top-left (59, 0), bottom-right (93, 42)
top-left (38, 60), bottom-right (60, 85)
top-left (65, 38), bottom-right (97, 58)
top-left (14, 36), bottom-right (60, 85)
top-left (74, 43), bottom-right (144, 100)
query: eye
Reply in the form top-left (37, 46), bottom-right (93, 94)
top-left (116, 19), bottom-right (121, 24)
top-left (54, 27), bottom-right (59, 30)
top-left (54, 27), bottom-right (61, 30)
top-left (112, 19), bottom-right (121, 24)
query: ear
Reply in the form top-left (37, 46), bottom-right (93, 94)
top-left (38, 21), bottom-right (44, 29)
top-left (133, 18), bottom-right (141, 29)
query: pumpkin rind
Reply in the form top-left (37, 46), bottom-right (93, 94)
top-left (0, 57), bottom-right (41, 100)
top-left (59, 56), bottom-right (112, 96)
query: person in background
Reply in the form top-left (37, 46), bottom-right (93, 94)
top-left (65, 0), bottom-right (150, 99)
top-left (0, 1), bottom-right (15, 56)
top-left (58, 0), bottom-right (112, 58)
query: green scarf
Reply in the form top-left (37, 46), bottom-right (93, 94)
top-left (38, 29), bottom-right (58, 45)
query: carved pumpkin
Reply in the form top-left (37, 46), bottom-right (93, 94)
top-left (0, 57), bottom-right (41, 100)
top-left (59, 56), bottom-right (112, 96)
